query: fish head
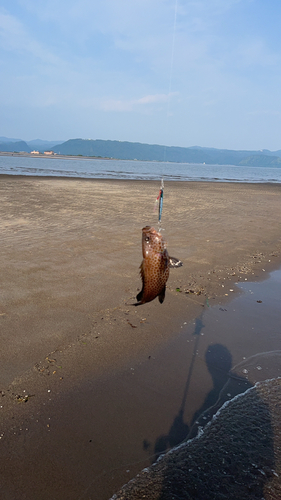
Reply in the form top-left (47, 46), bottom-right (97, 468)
top-left (141, 226), bottom-right (165, 258)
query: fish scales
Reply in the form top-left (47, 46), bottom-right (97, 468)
top-left (136, 226), bottom-right (182, 305)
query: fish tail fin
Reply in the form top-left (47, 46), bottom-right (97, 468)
top-left (169, 256), bottom-right (183, 268)
top-left (158, 285), bottom-right (166, 304)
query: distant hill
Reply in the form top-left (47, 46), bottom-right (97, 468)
top-left (53, 138), bottom-right (281, 167)
top-left (27, 139), bottom-right (64, 150)
top-left (0, 136), bottom-right (22, 143)
top-left (0, 137), bottom-right (62, 153)
top-left (1, 136), bottom-right (281, 166)
top-left (238, 155), bottom-right (281, 167)
top-left (0, 140), bottom-right (31, 153)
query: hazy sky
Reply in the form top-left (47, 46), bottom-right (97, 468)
top-left (1, 0), bottom-right (281, 150)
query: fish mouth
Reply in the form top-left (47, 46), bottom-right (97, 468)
top-left (142, 226), bottom-right (158, 234)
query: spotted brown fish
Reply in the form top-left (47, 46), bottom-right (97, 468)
top-left (136, 226), bottom-right (182, 305)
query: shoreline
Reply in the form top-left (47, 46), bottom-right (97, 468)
top-left (111, 377), bottom-right (281, 500)
top-left (0, 151), bottom-right (114, 161)
top-left (1, 176), bottom-right (281, 499)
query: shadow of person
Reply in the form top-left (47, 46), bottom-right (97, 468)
top-left (188, 343), bottom-right (253, 440)
top-left (114, 378), bottom-right (279, 500)
top-left (147, 313), bottom-right (206, 461)
top-left (147, 325), bottom-right (255, 462)
top-left (144, 308), bottom-right (255, 463)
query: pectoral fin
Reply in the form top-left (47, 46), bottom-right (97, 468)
top-left (169, 256), bottom-right (183, 268)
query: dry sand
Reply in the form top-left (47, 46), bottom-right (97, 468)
top-left (0, 176), bottom-right (281, 499)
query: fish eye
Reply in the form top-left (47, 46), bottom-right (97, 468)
top-left (145, 236), bottom-right (150, 242)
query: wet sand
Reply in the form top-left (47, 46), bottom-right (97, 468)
top-left (0, 176), bottom-right (281, 499)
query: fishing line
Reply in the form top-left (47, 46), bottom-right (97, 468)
top-left (154, 178), bottom-right (164, 231)
top-left (155, 0), bottom-right (178, 229)
top-left (163, 0), bottom-right (178, 163)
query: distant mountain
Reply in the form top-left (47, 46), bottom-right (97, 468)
top-left (0, 137), bottom-right (62, 153)
top-left (0, 140), bottom-right (31, 153)
top-left (238, 155), bottom-right (281, 167)
top-left (53, 138), bottom-right (281, 167)
top-left (27, 139), bottom-right (64, 150)
top-left (1, 136), bottom-right (281, 166)
top-left (0, 136), bottom-right (22, 143)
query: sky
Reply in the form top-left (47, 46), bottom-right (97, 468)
top-left (1, 0), bottom-right (281, 150)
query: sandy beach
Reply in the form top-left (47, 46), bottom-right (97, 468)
top-left (0, 176), bottom-right (281, 499)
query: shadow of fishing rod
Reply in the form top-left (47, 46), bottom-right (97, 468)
top-left (151, 311), bottom-right (205, 460)
top-left (178, 311), bottom-right (205, 415)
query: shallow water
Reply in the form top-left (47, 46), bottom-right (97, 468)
top-left (1, 155), bottom-right (281, 182)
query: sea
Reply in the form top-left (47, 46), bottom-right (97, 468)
top-left (1, 154), bottom-right (281, 182)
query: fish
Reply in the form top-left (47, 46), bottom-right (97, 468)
top-left (136, 226), bottom-right (182, 305)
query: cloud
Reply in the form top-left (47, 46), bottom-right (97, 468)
top-left (235, 39), bottom-right (281, 68)
top-left (99, 92), bottom-right (178, 112)
top-left (137, 93), bottom-right (177, 104)
top-left (247, 109), bottom-right (280, 117)
top-left (2, 1), bottom-right (263, 82)
top-left (2, 0), bottom-right (281, 150)
top-left (0, 9), bottom-right (62, 66)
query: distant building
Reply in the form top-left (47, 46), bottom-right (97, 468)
top-left (31, 150), bottom-right (40, 154)
top-left (44, 151), bottom-right (54, 155)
